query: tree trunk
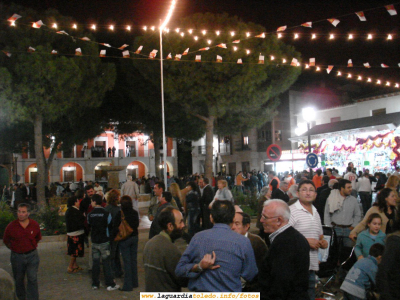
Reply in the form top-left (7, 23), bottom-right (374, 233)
top-left (33, 114), bottom-right (46, 207)
top-left (153, 133), bottom-right (161, 178)
top-left (205, 116), bottom-right (215, 181)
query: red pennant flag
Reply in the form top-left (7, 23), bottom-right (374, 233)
top-left (118, 44), bottom-right (129, 50)
top-left (2, 51), bottom-right (12, 57)
top-left (348, 59), bottom-right (353, 67)
top-left (135, 46), bottom-right (143, 54)
top-left (327, 18), bottom-right (340, 27)
top-left (301, 22), bottom-right (312, 28)
top-left (56, 31), bottom-right (69, 35)
top-left (232, 40), bottom-right (240, 43)
top-left (80, 37), bottom-right (91, 41)
top-left (195, 55), bottom-right (201, 62)
top-left (381, 64), bottom-right (389, 68)
top-left (28, 46), bottom-right (35, 53)
top-left (51, 50), bottom-right (58, 55)
top-left (101, 43), bottom-right (111, 48)
top-left (326, 65), bottom-right (334, 74)
top-left (166, 53), bottom-right (172, 59)
top-left (290, 58), bottom-right (298, 66)
top-left (8, 14), bottom-right (22, 22)
top-left (385, 4), bottom-right (397, 15)
top-left (277, 26), bottom-right (287, 32)
top-left (149, 50), bottom-right (158, 59)
top-left (309, 58), bottom-right (315, 67)
top-left (363, 62), bottom-right (371, 68)
top-left (182, 48), bottom-right (189, 55)
top-left (122, 50), bottom-right (130, 58)
top-left (199, 47), bottom-right (210, 51)
top-left (255, 33), bottom-right (266, 38)
top-left (216, 55), bottom-right (222, 63)
top-left (32, 20), bottom-right (43, 28)
top-left (99, 50), bottom-right (106, 57)
top-left (258, 55), bottom-right (265, 64)
top-left (75, 48), bottom-right (82, 56)
top-left (237, 59), bottom-right (243, 64)
top-left (356, 11), bottom-right (366, 21)
top-left (217, 44), bottom-right (227, 48)
top-left (174, 54), bottom-right (182, 61)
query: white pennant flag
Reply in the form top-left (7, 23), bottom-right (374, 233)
top-left (174, 54), bottom-right (182, 61)
top-left (237, 59), bottom-right (243, 64)
top-left (182, 48), bottom-right (189, 55)
top-left (216, 55), bottom-right (222, 63)
top-left (149, 50), bottom-right (158, 59)
top-left (363, 62), bottom-right (371, 68)
top-left (385, 4), bottom-right (397, 16)
top-left (195, 55), bottom-right (201, 62)
top-left (75, 48), bottom-right (82, 56)
top-left (309, 58), bottom-right (315, 66)
top-left (122, 50), bottom-right (130, 58)
top-left (135, 46), bottom-right (143, 54)
top-left (258, 55), bottom-right (265, 64)
top-left (99, 50), bottom-right (106, 57)
top-left (8, 14), bottom-right (22, 22)
top-left (32, 20), bottom-right (44, 28)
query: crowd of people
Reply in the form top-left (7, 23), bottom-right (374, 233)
top-left (1, 165), bottom-right (400, 300)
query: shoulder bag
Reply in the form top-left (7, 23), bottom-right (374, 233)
top-left (114, 210), bottom-right (133, 242)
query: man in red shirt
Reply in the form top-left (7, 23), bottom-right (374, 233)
top-left (3, 203), bottom-right (41, 300)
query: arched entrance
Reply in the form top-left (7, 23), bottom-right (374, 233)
top-left (25, 163), bottom-right (37, 183)
top-left (126, 161), bottom-right (147, 179)
top-left (94, 161), bottom-right (113, 181)
top-left (60, 162), bottom-right (84, 182)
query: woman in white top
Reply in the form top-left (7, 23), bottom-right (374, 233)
top-left (209, 180), bottom-right (233, 208)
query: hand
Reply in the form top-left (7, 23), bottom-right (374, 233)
top-left (319, 239), bottom-right (328, 249)
top-left (149, 215), bottom-right (154, 221)
top-left (199, 251), bottom-right (220, 270)
top-left (307, 238), bottom-right (320, 250)
top-left (349, 233), bottom-right (357, 242)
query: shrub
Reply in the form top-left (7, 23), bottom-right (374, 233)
top-left (0, 202), bottom-right (15, 239)
top-left (35, 196), bottom-right (66, 235)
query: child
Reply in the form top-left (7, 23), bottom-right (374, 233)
top-left (340, 243), bottom-right (385, 300)
top-left (355, 213), bottom-right (386, 260)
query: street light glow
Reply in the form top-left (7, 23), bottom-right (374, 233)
top-left (160, 0), bottom-right (177, 30)
top-left (302, 107), bottom-right (316, 123)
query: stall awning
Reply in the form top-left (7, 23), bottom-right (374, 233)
top-left (290, 112), bottom-right (400, 142)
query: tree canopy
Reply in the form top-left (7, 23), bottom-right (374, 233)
top-left (132, 13), bottom-right (301, 179)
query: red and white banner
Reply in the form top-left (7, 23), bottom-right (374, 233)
top-left (327, 18), bottom-right (340, 27)
top-left (385, 4), bottom-right (397, 16)
top-left (356, 11), bottom-right (367, 21)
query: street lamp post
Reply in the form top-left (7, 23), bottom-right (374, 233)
top-left (302, 107), bottom-right (316, 177)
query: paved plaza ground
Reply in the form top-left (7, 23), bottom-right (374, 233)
top-left (0, 207), bottom-right (342, 300)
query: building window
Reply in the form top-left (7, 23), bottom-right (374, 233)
top-left (275, 130), bottom-right (282, 141)
top-left (265, 130), bottom-right (272, 141)
top-left (331, 117), bottom-right (341, 123)
top-left (243, 136), bottom-right (249, 145)
top-left (372, 108), bottom-right (386, 116)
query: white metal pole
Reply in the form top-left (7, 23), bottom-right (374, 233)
top-left (160, 23), bottom-right (168, 188)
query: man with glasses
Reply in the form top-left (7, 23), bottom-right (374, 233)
top-left (258, 199), bottom-right (310, 300)
top-left (289, 180), bottom-right (328, 300)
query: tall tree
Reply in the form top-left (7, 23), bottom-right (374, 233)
top-left (133, 13), bottom-right (301, 179)
top-left (0, 4), bottom-right (116, 205)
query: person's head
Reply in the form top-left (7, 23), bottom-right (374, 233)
top-left (127, 175), bottom-right (133, 181)
top-left (288, 184), bottom-right (298, 199)
top-left (186, 181), bottom-right (197, 191)
top-left (366, 213), bottom-right (382, 235)
top-left (338, 179), bottom-right (352, 197)
top-left (346, 166), bottom-right (352, 173)
top-left (95, 181), bottom-right (100, 187)
top-left (297, 180), bottom-right (317, 204)
top-left (268, 171), bottom-right (276, 179)
top-left (198, 177), bottom-right (209, 188)
top-left (210, 200), bottom-right (235, 225)
top-left (161, 191), bottom-right (172, 203)
top-left (85, 185), bottom-right (94, 197)
top-left (369, 243), bottom-right (385, 262)
top-left (158, 207), bottom-right (185, 241)
top-left (105, 189), bottom-right (120, 206)
top-left (91, 194), bottom-right (103, 206)
top-left (17, 203), bottom-right (31, 222)
top-left (261, 199), bottom-right (290, 234)
top-left (348, 162), bottom-right (354, 168)
top-left (217, 180), bottom-right (228, 190)
top-left (169, 182), bottom-right (181, 197)
top-left (376, 188), bottom-right (397, 211)
top-left (385, 175), bottom-right (400, 190)
top-left (316, 169), bottom-right (322, 176)
top-left (260, 186), bottom-right (271, 200)
top-left (328, 179), bottom-right (338, 189)
top-left (322, 175), bottom-right (330, 185)
top-left (231, 212), bottom-right (251, 235)
top-left (120, 195), bottom-right (133, 210)
top-left (280, 181), bottom-right (289, 192)
top-left (67, 196), bottom-right (80, 208)
top-left (153, 181), bottom-right (165, 196)
top-left (326, 168), bottom-right (332, 176)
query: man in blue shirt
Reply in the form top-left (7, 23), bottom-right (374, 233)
top-left (175, 200), bottom-right (258, 292)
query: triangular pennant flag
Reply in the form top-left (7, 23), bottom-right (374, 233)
top-left (277, 26), bottom-right (287, 32)
top-left (309, 58), bottom-right (315, 67)
top-left (80, 37), bottom-right (91, 41)
top-left (118, 44), bottom-right (129, 50)
top-left (99, 50), bottom-right (106, 57)
top-left (301, 22), bottom-right (312, 28)
top-left (216, 55), bottom-right (222, 63)
top-left (56, 31), bottom-right (69, 35)
top-left (290, 58), bottom-right (298, 66)
top-left (51, 50), bottom-right (58, 55)
top-left (327, 18), bottom-right (340, 27)
top-left (327, 65), bottom-right (334, 74)
top-left (8, 14), bottom-right (22, 22)
top-left (381, 64), bottom-right (389, 68)
top-left (2, 51), bottom-right (12, 57)
top-left (135, 46), bottom-right (143, 54)
top-left (348, 59), bottom-right (353, 67)
top-left (166, 53), bottom-right (172, 59)
top-left (149, 50), bottom-right (158, 59)
top-left (356, 11), bottom-right (366, 21)
top-left (199, 47), bottom-right (210, 51)
top-left (195, 55), bottom-right (201, 62)
top-left (182, 48), bottom-right (189, 55)
top-left (122, 50), bottom-right (130, 58)
top-left (217, 43), bottom-right (227, 48)
top-left (101, 43), bottom-right (111, 48)
top-left (232, 40), bottom-right (240, 43)
top-left (174, 54), bottom-right (182, 61)
top-left (363, 62), bottom-right (371, 68)
top-left (237, 58), bottom-right (243, 64)
top-left (255, 33), bottom-right (266, 38)
top-left (258, 55), bottom-right (265, 64)
top-left (28, 46), bottom-right (35, 53)
top-left (385, 4), bottom-right (397, 16)
top-left (75, 48), bottom-right (82, 56)
top-left (32, 20), bottom-right (44, 28)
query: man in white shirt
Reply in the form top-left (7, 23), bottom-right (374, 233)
top-left (289, 179), bottom-right (327, 300)
top-left (356, 172), bottom-right (372, 215)
top-left (120, 176), bottom-right (140, 213)
top-left (93, 182), bottom-right (103, 194)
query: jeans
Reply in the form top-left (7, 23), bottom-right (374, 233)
top-left (334, 227), bottom-right (353, 248)
top-left (11, 249), bottom-right (39, 300)
top-left (92, 242), bottom-right (115, 287)
top-left (187, 207), bottom-right (201, 237)
top-left (119, 235), bottom-right (139, 291)
top-left (308, 270), bottom-right (316, 300)
top-left (359, 192), bottom-right (371, 215)
top-left (110, 241), bottom-right (123, 277)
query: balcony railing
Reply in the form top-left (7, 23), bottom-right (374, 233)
top-left (219, 143), bottom-right (231, 155)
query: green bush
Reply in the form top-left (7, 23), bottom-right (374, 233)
top-left (0, 202), bottom-right (15, 239)
top-left (35, 196), bottom-right (66, 235)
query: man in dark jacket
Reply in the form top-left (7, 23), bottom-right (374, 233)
top-left (258, 199), bottom-right (310, 300)
top-left (199, 177), bottom-right (214, 229)
top-left (271, 181), bottom-right (290, 203)
top-left (149, 191), bottom-right (173, 239)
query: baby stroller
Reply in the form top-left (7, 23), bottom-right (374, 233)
top-left (315, 225), bottom-right (356, 298)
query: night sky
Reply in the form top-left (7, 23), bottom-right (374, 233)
top-left (3, 0), bottom-right (400, 96)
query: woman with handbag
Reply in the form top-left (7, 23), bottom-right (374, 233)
top-left (112, 195), bottom-right (139, 291)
